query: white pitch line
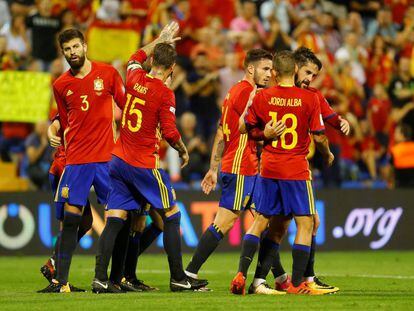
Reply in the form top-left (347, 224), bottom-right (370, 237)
top-left (128, 270), bottom-right (414, 280)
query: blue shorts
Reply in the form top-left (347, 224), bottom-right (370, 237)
top-left (55, 162), bottom-right (110, 207)
top-left (253, 176), bottom-right (316, 217)
top-left (219, 173), bottom-right (256, 211)
top-left (106, 156), bottom-right (175, 212)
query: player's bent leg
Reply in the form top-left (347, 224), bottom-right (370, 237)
top-left (231, 214), bottom-right (270, 295)
top-left (92, 209), bottom-right (128, 294)
top-left (250, 215), bottom-right (291, 294)
top-left (186, 208), bottom-right (240, 278)
top-left (122, 212), bottom-right (159, 292)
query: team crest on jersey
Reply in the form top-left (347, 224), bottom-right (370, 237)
top-left (61, 186), bottom-right (69, 199)
top-left (94, 78), bottom-right (104, 91)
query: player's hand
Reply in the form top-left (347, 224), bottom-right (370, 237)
top-left (179, 150), bottom-right (189, 168)
top-left (159, 21), bottom-right (181, 44)
top-left (339, 116), bottom-right (350, 136)
top-left (324, 151), bottom-right (335, 167)
top-left (201, 169), bottom-right (218, 195)
top-left (247, 85), bottom-right (258, 108)
top-left (264, 119), bottom-right (286, 140)
top-left (48, 132), bottom-right (61, 147)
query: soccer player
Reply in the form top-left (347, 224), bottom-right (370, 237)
top-left (92, 21), bottom-right (208, 293)
top-left (253, 47), bottom-right (349, 293)
top-left (230, 50), bottom-right (334, 295)
top-left (184, 49), bottom-right (285, 294)
top-left (38, 28), bottom-right (126, 293)
top-left (39, 116), bottom-right (92, 292)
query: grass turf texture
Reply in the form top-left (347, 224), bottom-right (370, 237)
top-left (1, 252), bottom-right (414, 310)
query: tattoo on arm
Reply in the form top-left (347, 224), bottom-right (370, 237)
top-left (210, 127), bottom-right (224, 172)
top-left (171, 138), bottom-right (187, 155)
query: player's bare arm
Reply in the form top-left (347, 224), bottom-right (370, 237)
top-left (313, 133), bottom-right (334, 167)
top-left (48, 119), bottom-right (61, 147)
top-left (201, 126), bottom-right (224, 195)
top-left (130, 21), bottom-right (180, 69)
top-left (170, 138), bottom-right (189, 169)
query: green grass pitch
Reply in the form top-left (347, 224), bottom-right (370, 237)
top-left (1, 251), bottom-right (414, 310)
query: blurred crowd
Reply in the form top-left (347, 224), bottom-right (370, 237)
top-left (1, 0), bottom-right (414, 190)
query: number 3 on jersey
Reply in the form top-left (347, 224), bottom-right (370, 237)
top-left (122, 93), bottom-right (145, 132)
top-left (269, 111), bottom-right (298, 149)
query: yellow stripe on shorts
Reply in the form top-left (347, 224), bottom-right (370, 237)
top-left (233, 175), bottom-right (245, 211)
top-left (152, 169), bottom-right (169, 209)
top-left (306, 180), bottom-right (315, 214)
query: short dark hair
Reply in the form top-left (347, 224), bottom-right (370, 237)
top-left (153, 43), bottom-right (177, 69)
top-left (293, 47), bottom-right (322, 70)
top-left (273, 50), bottom-right (295, 76)
top-left (244, 48), bottom-right (273, 69)
top-left (58, 28), bottom-right (84, 48)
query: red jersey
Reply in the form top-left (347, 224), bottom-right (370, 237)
top-left (112, 50), bottom-right (181, 168)
top-left (53, 62), bottom-right (125, 165)
top-left (220, 80), bottom-right (258, 176)
top-left (245, 85), bottom-right (325, 180)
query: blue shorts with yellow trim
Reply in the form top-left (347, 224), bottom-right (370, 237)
top-left (55, 162), bottom-right (110, 207)
top-left (253, 176), bottom-right (316, 217)
top-left (219, 173), bottom-right (256, 211)
top-left (106, 156), bottom-right (175, 212)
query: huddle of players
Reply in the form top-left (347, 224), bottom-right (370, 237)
top-left (37, 20), bottom-right (349, 294)
top-left (186, 48), bottom-right (349, 295)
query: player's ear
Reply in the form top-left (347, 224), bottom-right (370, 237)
top-left (272, 69), bottom-right (277, 78)
top-left (294, 64), bottom-right (298, 74)
top-left (83, 42), bottom-right (87, 53)
top-left (247, 64), bottom-right (254, 76)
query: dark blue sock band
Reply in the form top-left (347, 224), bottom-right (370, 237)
top-left (243, 234), bottom-right (260, 244)
top-left (292, 243), bottom-right (311, 253)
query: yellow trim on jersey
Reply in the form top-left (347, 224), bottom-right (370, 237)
top-left (233, 175), bottom-right (245, 211)
top-left (54, 168), bottom-right (66, 202)
top-left (231, 134), bottom-right (248, 174)
top-left (306, 180), bottom-right (315, 214)
top-left (154, 154), bottom-right (160, 169)
top-left (112, 99), bottom-right (117, 142)
top-left (152, 169), bottom-right (169, 209)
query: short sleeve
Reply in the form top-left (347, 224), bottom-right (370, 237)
top-left (309, 93), bottom-right (325, 134)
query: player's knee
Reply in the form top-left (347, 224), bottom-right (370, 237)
top-left (313, 215), bottom-right (320, 232)
top-left (267, 226), bottom-right (287, 244)
top-left (149, 210), bottom-right (164, 231)
top-left (132, 216), bottom-right (147, 233)
top-left (248, 214), bottom-right (270, 236)
top-left (214, 214), bottom-right (239, 234)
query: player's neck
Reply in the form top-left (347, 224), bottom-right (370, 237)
top-left (149, 68), bottom-right (168, 82)
top-left (243, 75), bottom-right (255, 87)
top-left (70, 59), bottom-right (92, 78)
top-left (278, 77), bottom-right (295, 87)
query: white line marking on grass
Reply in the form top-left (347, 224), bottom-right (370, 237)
top-left (133, 270), bottom-right (414, 279)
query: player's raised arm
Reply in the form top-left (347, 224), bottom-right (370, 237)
top-left (127, 21), bottom-right (180, 71)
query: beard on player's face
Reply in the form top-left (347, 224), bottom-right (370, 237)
top-left (66, 51), bottom-right (86, 70)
